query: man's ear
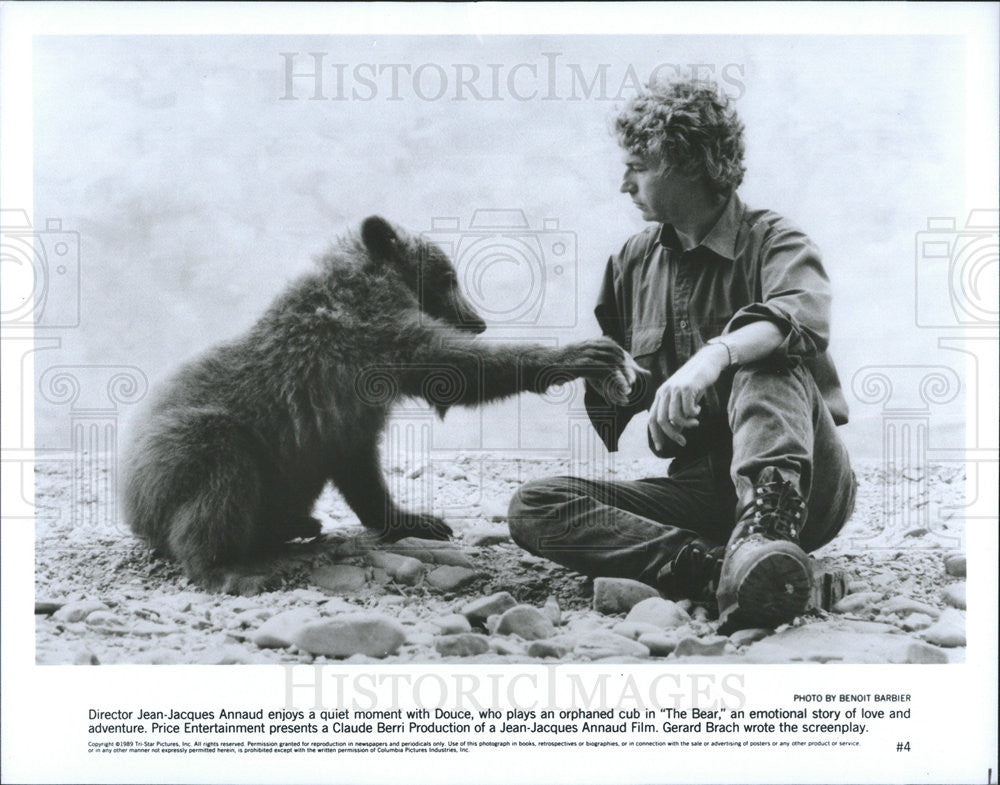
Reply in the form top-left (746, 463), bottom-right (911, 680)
top-left (361, 215), bottom-right (399, 263)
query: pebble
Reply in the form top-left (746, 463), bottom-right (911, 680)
top-left (377, 595), bottom-right (408, 607)
top-left (674, 636), bottom-right (729, 657)
top-left (612, 621), bottom-right (663, 640)
top-left (834, 591), bottom-right (881, 613)
top-left (729, 628), bottom-right (771, 647)
top-left (491, 637), bottom-right (526, 656)
top-left (434, 633), bottom-right (490, 657)
top-left (366, 551), bottom-right (426, 586)
top-left (905, 642), bottom-right (949, 664)
top-left (53, 600), bottom-right (108, 623)
top-left (636, 632), bottom-right (678, 657)
top-left (573, 630), bottom-right (650, 660)
top-left (496, 605), bottom-right (555, 641)
top-left (253, 609), bottom-right (321, 649)
top-left (461, 592), bottom-right (517, 626)
top-left (385, 542), bottom-right (475, 569)
top-left (921, 608), bottom-right (965, 648)
top-left (405, 463), bottom-right (428, 479)
top-left (541, 596), bottom-right (562, 627)
top-left (527, 639), bottom-right (571, 658)
top-left (311, 564), bottom-right (368, 593)
top-left (85, 611), bottom-right (127, 633)
top-left (881, 595), bottom-right (941, 619)
top-left (291, 613), bottom-right (406, 658)
top-left (899, 613), bottom-right (934, 632)
top-left (404, 630), bottom-right (435, 647)
top-left (425, 566), bottom-right (481, 592)
top-left (625, 597), bottom-right (690, 630)
top-left (592, 578), bottom-right (659, 615)
top-left (430, 614), bottom-right (472, 635)
top-left (321, 598), bottom-right (358, 614)
top-left (35, 601), bottom-right (63, 615)
top-left (942, 582), bottom-right (966, 610)
top-left (74, 649), bottom-right (100, 665)
top-left (943, 553), bottom-right (966, 578)
top-left (232, 608), bottom-right (273, 627)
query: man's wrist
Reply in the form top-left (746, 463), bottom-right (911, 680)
top-left (706, 336), bottom-right (737, 368)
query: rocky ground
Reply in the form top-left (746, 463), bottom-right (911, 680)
top-left (34, 454), bottom-right (967, 665)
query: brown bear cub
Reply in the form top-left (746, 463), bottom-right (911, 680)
top-left (122, 216), bottom-right (633, 593)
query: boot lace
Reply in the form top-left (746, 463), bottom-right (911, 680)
top-left (749, 479), bottom-right (806, 542)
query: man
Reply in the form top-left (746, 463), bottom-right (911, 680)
top-left (508, 77), bottom-right (856, 631)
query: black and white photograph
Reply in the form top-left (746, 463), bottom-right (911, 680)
top-left (2, 2), bottom-right (997, 783)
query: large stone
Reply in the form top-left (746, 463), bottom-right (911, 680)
top-left (729, 628), bottom-right (771, 647)
top-left (613, 621), bottom-right (663, 640)
top-left (311, 564), bottom-right (368, 593)
top-left (637, 632), bottom-right (679, 657)
top-left (434, 633), bottom-right (490, 657)
top-left (674, 636), bottom-right (729, 657)
top-left (921, 608), bottom-right (966, 648)
top-left (881, 595), bottom-right (941, 619)
top-left (85, 611), bottom-right (127, 633)
top-left (383, 538), bottom-right (474, 568)
top-left (291, 613), bottom-right (406, 658)
top-left (942, 582), bottom-right (966, 610)
top-left (899, 613), bottom-right (934, 632)
top-left (496, 605), bottom-right (554, 641)
top-left (366, 551), bottom-right (426, 586)
top-left (425, 566), bottom-right (481, 592)
top-left (573, 630), bottom-right (650, 660)
top-left (430, 614), bottom-right (472, 635)
top-left (527, 639), bottom-right (571, 658)
top-left (833, 592), bottom-right (881, 613)
top-left (592, 578), bottom-right (659, 615)
top-left (461, 592), bottom-right (517, 625)
top-left (943, 553), bottom-right (966, 578)
top-left (905, 642), bottom-right (949, 664)
top-left (253, 609), bottom-right (321, 649)
top-left (465, 527), bottom-right (511, 547)
top-left (35, 601), bottom-right (64, 615)
top-left (625, 597), bottom-right (690, 630)
top-left (53, 600), bottom-right (108, 623)
top-left (541, 596), bottom-right (562, 627)
top-left (744, 621), bottom-right (944, 663)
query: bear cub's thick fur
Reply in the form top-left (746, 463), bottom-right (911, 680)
top-left (122, 216), bottom-right (629, 593)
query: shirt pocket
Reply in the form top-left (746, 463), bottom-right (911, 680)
top-left (629, 325), bottom-right (665, 361)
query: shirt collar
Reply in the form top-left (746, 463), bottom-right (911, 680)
top-left (657, 193), bottom-right (743, 261)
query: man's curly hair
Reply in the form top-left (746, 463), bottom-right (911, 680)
top-left (614, 78), bottom-right (746, 196)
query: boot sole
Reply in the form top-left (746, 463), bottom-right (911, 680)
top-left (718, 550), bottom-right (812, 633)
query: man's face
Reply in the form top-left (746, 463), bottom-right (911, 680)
top-left (620, 152), bottom-right (685, 224)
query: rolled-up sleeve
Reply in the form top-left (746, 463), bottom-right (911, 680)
top-left (723, 225), bottom-right (831, 361)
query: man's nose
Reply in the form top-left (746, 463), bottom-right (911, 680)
top-left (620, 176), bottom-right (635, 194)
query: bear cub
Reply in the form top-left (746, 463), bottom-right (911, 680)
top-left (122, 216), bottom-right (633, 593)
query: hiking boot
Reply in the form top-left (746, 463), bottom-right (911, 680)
top-left (657, 539), bottom-right (725, 602)
top-left (717, 468), bottom-right (813, 632)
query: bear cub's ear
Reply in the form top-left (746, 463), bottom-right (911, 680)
top-left (361, 215), bottom-right (399, 263)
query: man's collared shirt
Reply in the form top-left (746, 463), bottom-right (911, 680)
top-left (585, 193), bottom-right (849, 454)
